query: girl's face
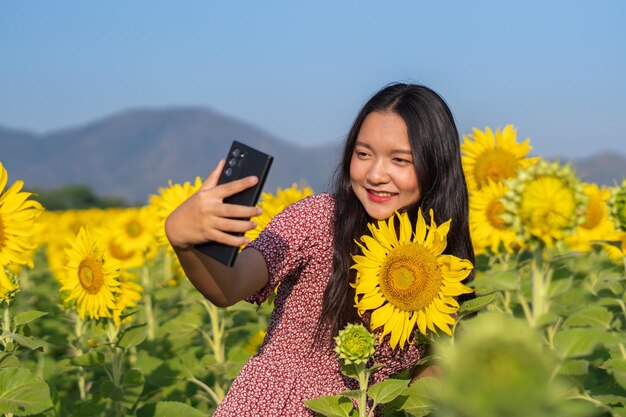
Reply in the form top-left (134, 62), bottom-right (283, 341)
top-left (350, 111), bottom-right (421, 220)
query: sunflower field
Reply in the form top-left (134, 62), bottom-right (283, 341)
top-left (1, 124), bottom-right (626, 417)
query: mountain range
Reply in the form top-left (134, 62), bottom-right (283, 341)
top-left (0, 107), bottom-right (624, 204)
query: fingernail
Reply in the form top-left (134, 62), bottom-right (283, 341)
top-left (256, 208), bottom-right (263, 215)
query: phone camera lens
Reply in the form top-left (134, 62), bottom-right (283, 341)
top-left (228, 157), bottom-right (237, 167)
top-left (224, 167), bottom-right (233, 177)
top-left (232, 148), bottom-right (241, 158)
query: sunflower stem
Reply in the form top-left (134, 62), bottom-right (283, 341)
top-left (201, 298), bottom-right (226, 404)
top-left (73, 314), bottom-right (87, 401)
top-left (516, 292), bottom-right (533, 325)
top-left (141, 265), bottom-right (155, 341)
top-left (530, 248), bottom-right (548, 327)
top-left (2, 305), bottom-right (11, 348)
top-left (112, 348), bottom-right (124, 387)
top-left (354, 363), bottom-right (369, 417)
top-left (201, 299), bottom-right (225, 363)
top-left (189, 376), bottom-right (222, 405)
top-left (164, 250), bottom-right (173, 285)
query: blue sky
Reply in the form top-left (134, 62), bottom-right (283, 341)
top-left (1, 1), bottom-right (625, 158)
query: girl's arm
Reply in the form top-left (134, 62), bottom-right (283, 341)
top-left (165, 160), bottom-right (269, 307)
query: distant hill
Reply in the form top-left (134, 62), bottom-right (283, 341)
top-left (0, 107), bottom-right (342, 204)
top-left (565, 151), bottom-right (626, 187)
top-left (0, 107), bottom-right (624, 204)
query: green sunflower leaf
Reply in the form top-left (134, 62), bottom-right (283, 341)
top-left (304, 395), bottom-right (355, 417)
top-left (0, 353), bottom-right (19, 370)
top-left (0, 367), bottom-right (53, 415)
top-left (368, 378), bottom-right (409, 404)
top-left (473, 270), bottom-right (518, 292)
top-left (392, 376), bottom-right (439, 415)
top-left (12, 334), bottom-right (46, 352)
top-left (118, 324), bottom-right (147, 350)
top-left (99, 369), bottom-right (144, 409)
top-left (563, 305), bottom-right (613, 329)
top-left (153, 401), bottom-right (207, 417)
top-left (338, 389), bottom-right (361, 399)
top-left (553, 328), bottom-right (620, 358)
top-left (13, 310), bottom-right (48, 328)
top-left (558, 359), bottom-right (589, 376)
top-left (70, 351), bottom-right (105, 368)
top-left (605, 358), bottom-right (626, 390)
top-left (458, 293), bottom-right (499, 313)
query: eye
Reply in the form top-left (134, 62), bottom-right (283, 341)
top-left (393, 157), bottom-right (412, 165)
top-left (354, 149), bottom-right (370, 158)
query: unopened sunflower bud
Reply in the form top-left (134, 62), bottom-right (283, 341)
top-left (610, 179), bottom-right (626, 231)
top-left (334, 323), bottom-right (375, 365)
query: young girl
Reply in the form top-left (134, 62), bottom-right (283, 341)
top-left (165, 83), bottom-right (474, 416)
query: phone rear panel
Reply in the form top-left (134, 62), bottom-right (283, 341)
top-left (195, 141), bottom-right (273, 267)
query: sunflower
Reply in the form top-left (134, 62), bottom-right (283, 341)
top-left (96, 225), bottom-right (144, 271)
top-left (609, 179), bottom-right (626, 231)
top-left (244, 330), bottom-right (267, 355)
top-left (352, 210), bottom-right (474, 349)
top-left (149, 177), bottom-right (203, 247)
top-left (565, 183), bottom-right (617, 252)
top-left (61, 227), bottom-right (121, 320)
top-left (501, 160), bottom-right (586, 248)
top-left (599, 232), bottom-right (626, 264)
top-left (111, 277), bottom-right (143, 327)
top-left (469, 179), bottom-right (518, 253)
top-left (461, 125), bottom-right (539, 192)
top-left (0, 162), bottom-right (44, 268)
top-left (245, 183), bottom-right (313, 242)
top-left (113, 207), bottom-right (157, 256)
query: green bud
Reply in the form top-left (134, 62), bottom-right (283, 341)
top-left (334, 323), bottom-right (376, 365)
top-left (610, 179), bottom-right (626, 231)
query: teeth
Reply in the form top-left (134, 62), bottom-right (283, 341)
top-left (371, 190), bottom-right (394, 197)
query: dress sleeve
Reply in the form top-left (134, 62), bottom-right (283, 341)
top-left (244, 194), bottom-right (332, 305)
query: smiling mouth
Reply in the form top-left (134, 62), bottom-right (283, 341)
top-left (366, 189), bottom-right (397, 202)
top-left (367, 189), bottom-right (397, 197)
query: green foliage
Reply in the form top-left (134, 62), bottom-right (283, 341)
top-left (27, 184), bottom-right (129, 210)
top-left (2, 249), bottom-right (271, 417)
top-left (0, 367), bottom-right (53, 415)
top-left (3, 236), bottom-right (626, 416)
top-left (305, 395), bottom-right (356, 417)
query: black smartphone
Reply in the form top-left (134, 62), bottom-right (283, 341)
top-left (194, 141), bottom-right (273, 267)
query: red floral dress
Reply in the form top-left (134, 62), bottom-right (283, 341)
top-left (213, 193), bottom-right (423, 416)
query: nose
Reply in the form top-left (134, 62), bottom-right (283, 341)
top-left (366, 160), bottom-right (390, 185)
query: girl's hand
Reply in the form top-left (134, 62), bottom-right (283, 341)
top-left (165, 159), bottom-right (263, 250)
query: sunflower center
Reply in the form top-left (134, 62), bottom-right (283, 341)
top-left (78, 256), bottom-right (105, 294)
top-left (582, 196), bottom-right (604, 229)
top-left (392, 267), bottom-right (415, 289)
top-left (486, 200), bottom-right (508, 230)
top-left (379, 243), bottom-right (442, 312)
top-left (109, 239), bottom-right (134, 261)
top-left (126, 221), bottom-right (142, 238)
top-left (474, 149), bottom-right (519, 188)
top-left (520, 176), bottom-right (576, 231)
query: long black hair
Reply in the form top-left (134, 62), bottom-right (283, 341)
top-left (316, 83), bottom-right (475, 341)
